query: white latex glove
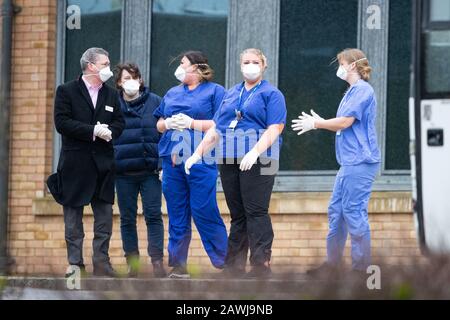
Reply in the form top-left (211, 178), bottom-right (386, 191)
top-left (310, 109), bottom-right (324, 122)
top-left (164, 117), bottom-right (182, 131)
top-left (184, 153), bottom-right (202, 175)
top-left (240, 148), bottom-right (260, 171)
top-left (94, 122), bottom-right (112, 142)
top-left (174, 113), bottom-right (194, 130)
top-left (291, 109), bottom-right (323, 136)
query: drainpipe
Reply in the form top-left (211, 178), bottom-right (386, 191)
top-left (0, 0), bottom-right (21, 275)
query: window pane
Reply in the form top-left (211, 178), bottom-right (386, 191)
top-left (279, 0), bottom-right (358, 171)
top-left (150, 0), bottom-right (229, 97)
top-left (424, 30), bottom-right (450, 95)
top-left (65, 0), bottom-right (123, 83)
top-left (430, 0), bottom-right (450, 22)
top-left (385, 0), bottom-right (412, 170)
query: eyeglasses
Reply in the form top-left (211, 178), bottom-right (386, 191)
top-left (90, 61), bottom-right (110, 68)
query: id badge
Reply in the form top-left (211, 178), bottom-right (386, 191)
top-left (229, 120), bottom-right (238, 130)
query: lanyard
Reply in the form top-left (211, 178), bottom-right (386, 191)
top-left (235, 82), bottom-right (262, 120)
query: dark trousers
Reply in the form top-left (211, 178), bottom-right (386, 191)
top-left (63, 198), bottom-right (113, 268)
top-left (115, 174), bottom-right (164, 263)
top-left (219, 161), bottom-right (276, 269)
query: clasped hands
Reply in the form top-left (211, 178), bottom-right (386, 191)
top-left (94, 122), bottom-right (112, 142)
top-left (165, 113), bottom-right (194, 131)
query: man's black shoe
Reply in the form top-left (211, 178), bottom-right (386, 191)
top-left (93, 263), bottom-right (119, 278)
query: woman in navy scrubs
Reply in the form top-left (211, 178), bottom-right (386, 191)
top-left (185, 48), bottom-right (287, 279)
top-left (153, 51), bottom-right (228, 279)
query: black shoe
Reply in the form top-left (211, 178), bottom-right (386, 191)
top-left (245, 265), bottom-right (272, 279)
top-left (219, 266), bottom-right (246, 279)
top-left (93, 263), bottom-right (119, 278)
top-left (168, 265), bottom-right (190, 279)
top-left (126, 254), bottom-right (141, 278)
top-left (152, 260), bottom-right (167, 278)
top-left (65, 265), bottom-right (86, 278)
top-left (306, 262), bottom-right (343, 278)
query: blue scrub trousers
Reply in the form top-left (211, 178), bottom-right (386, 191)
top-left (162, 157), bottom-right (228, 269)
top-left (326, 162), bottom-right (379, 271)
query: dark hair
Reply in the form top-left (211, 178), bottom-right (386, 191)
top-left (114, 62), bottom-right (145, 91)
top-left (173, 51), bottom-right (214, 82)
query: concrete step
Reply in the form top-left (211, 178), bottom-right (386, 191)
top-left (4, 275), bottom-right (313, 291)
top-left (1, 274), bottom-right (376, 300)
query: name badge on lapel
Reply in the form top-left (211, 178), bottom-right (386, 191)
top-left (105, 105), bottom-right (114, 113)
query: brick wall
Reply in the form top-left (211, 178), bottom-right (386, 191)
top-left (8, 0), bottom-right (56, 274)
top-left (25, 192), bottom-right (421, 275)
top-left (10, 211), bottom-right (422, 275)
top-left (6, 1), bottom-right (422, 276)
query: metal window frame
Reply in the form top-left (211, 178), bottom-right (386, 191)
top-left (424, 0), bottom-right (450, 29)
top-left (269, 0), bottom-right (412, 192)
top-left (54, 0), bottom-right (412, 192)
top-left (420, 0), bottom-right (450, 100)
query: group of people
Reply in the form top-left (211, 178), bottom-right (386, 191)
top-left (47, 45), bottom-right (380, 280)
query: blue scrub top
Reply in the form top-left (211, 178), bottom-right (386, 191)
top-left (213, 80), bottom-right (287, 160)
top-left (153, 81), bottom-right (225, 158)
top-left (335, 79), bottom-right (381, 166)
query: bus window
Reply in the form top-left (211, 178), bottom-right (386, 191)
top-left (423, 30), bottom-right (450, 97)
top-left (423, 0), bottom-right (450, 98)
top-left (430, 0), bottom-right (450, 22)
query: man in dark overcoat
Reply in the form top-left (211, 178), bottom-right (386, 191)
top-left (47, 47), bottom-right (125, 277)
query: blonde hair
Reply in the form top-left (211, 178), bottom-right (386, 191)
top-left (336, 48), bottom-right (372, 81)
top-left (240, 48), bottom-right (268, 70)
top-left (195, 63), bottom-right (214, 82)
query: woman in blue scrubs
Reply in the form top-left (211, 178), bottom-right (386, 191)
top-left (185, 48), bottom-right (287, 279)
top-left (292, 48), bottom-right (381, 275)
top-left (153, 51), bottom-right (228, 279)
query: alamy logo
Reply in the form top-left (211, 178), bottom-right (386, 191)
top-left (66, 265), bottom-right (81, 290)
top-left (366, 265), bottom-right (381, 290)
top-left (66, 5), bottom-right (81, 30)
top-left (366, 5), bottom-right (381, 30)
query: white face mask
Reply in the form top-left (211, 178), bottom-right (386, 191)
top-left (336, 65), bottom-right (349, 80)
top-left (122, 79), bottom-right (140, 97)
top-left (336, 58), bottom-right (367, 81)
top-left (242, 64), bottom-right (261, 81)
top-left (174, 66), bottom-right (187, 82)
top-left (89, 63), bottom-right (113, 83)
